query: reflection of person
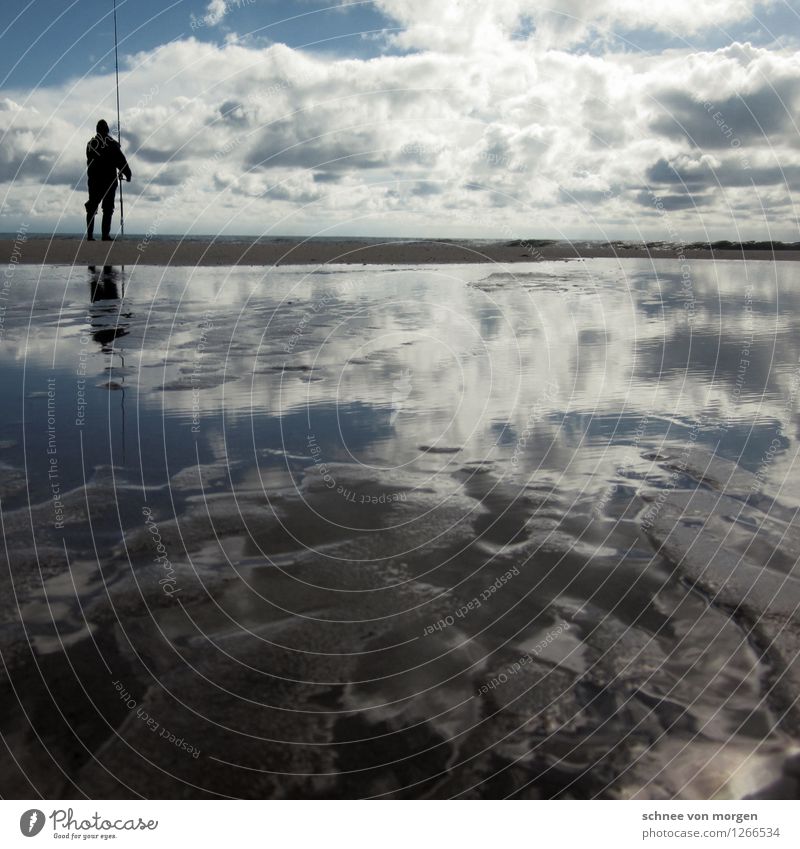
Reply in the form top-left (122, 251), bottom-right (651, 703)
top-left (85, 120), bottom-right (131, 242)
top-left (88, 265), bottom-right (129, 349)
top-left (88, 264), bottom-right (120, 301)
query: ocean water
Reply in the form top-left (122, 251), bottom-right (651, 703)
top-left (0, 258), bottom-right (798, 798)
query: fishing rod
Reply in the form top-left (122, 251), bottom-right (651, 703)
top-left (113, 0), bottom-right (124, 236)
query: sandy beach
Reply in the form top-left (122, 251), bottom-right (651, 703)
top-left (5, 236), bottom-right (799, 266)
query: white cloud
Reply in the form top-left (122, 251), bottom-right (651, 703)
top-left (1, 4), bottom-right (798, 239)
top-left (203, 1), bottom-right (229, 27)
top-left (373, 0), bottom-right (780, 51)
top-left (192, 0), bottom-right (253, 29)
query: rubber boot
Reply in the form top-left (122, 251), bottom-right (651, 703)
top-left (85, 210), bottom-right (95, 241)
top-left (101, 209), bottom-right (113, 241)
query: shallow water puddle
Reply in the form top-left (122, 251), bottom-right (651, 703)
top-left (0, 259), bottom-right (798, 798)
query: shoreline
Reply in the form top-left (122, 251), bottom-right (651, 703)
top-left (4, 237), bottom-right (800, 266)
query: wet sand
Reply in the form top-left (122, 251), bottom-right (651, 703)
top-left (4, 237), bottom-right (800, 266)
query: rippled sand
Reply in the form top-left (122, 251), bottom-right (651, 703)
top-left (0, 259), bottom-right (798, 798)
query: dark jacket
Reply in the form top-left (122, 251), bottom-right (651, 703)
top-left (86, 133), bottom-right (131, 185)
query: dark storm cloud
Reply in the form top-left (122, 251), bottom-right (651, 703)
top-left (649, 80), bottom-right (798, 148)
top-left (218, 99), bottom-right (249, 125)
top-left (647, 157), bottom-right (800, 191)
top-left (0, 145), bottom-right (79, 186)
top-left (646, 159), bottom-right (708, 192)
top-left (634, 189), bottom-right (712, 210)
top-left (129, 145), bottom-right (195, 165)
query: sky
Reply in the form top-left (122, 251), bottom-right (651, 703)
top-left (1, 0), bottom-right (799, 239)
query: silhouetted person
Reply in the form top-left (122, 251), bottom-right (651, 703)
top-left (85, 119), bottom-right (131, 241)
